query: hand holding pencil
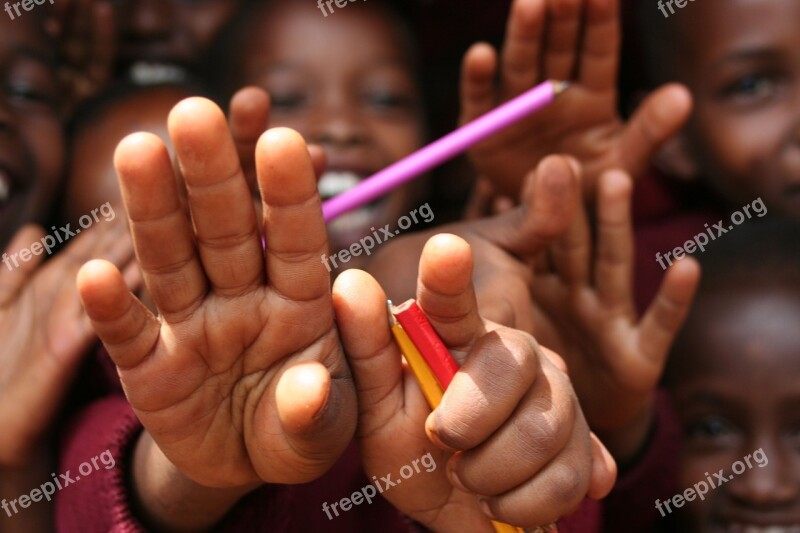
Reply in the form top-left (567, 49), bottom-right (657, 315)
top-left (332, 233), bottom-right (617, 531)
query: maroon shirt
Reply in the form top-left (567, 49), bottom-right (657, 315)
top-left (54, 351), bottom-right (679, 533)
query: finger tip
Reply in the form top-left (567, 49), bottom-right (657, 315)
top-left (260, 127), bottom-right (306, 149)
top-left (232, 86), bottom-right (270, 109)
top-left (332, 269), bottom-right (386, 325)
top-left (77, 260), bottom-right (127, 314)
top-left (114, 132), bottom-right (164, 167)
top-left (276, 362), bottom-right (332, 433)
top-left (420, 234), bottom-right (473, 289)
top-left (599, 169), bottom-right (633, 194)
top-left (168, 97), bottom-right (226, 137)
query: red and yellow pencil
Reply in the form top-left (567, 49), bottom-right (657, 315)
top-left (387, 299), bottom-right (530, 533)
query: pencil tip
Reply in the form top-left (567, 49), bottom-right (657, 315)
top-left (552, 80), bottom-right (570, 95)
top-left (386, 300), bottom-right (398, 326)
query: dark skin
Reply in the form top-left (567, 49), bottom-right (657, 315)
top-left (667, 0), bottom-right (800, 217)
top-left (113, 0), bottom-right (243, 70)
top-left (0, 17), bottom-right (139, 533)
top-left (231, 0), bottom-right (426, 266)
top-left (669, 283), bottom-right (800, 532)
top-left (0, 15), bottom-right (64, 250)
top-left (65, 84), bottom-right (192, 223)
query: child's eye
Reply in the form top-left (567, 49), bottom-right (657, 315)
top-left (719, 73), bottom-right (780, 104)
top-left (269, 91), bottom-right (308, 111)
top-left (5, 83), bottom-right (56, 109)
top-left (364, 91), bottom-right (413, 112)
top-left (684, 416), bottom-right (740, 445)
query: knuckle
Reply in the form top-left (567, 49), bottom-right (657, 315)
top-left (434, 410), bottom-right (481, 450)
top-left (547, 461), bottom-right (588, 508)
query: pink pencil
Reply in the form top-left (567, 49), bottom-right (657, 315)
top-left (322, 80), bottom-right (568, 222)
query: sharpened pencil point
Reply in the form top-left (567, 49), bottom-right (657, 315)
top-left (552, 80), bottom-right (569, 95)
top-left (387, 300), bottom-right (398, 327)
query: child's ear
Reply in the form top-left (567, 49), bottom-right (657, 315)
top-left (653, 131), bottom-right (699, 183)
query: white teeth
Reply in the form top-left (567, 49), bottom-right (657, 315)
top-left (0, 171), bottom-right (10, 205)
top-left (328, 205), bottom-right (375, 235)
top-left (129, 62), bottom-right (188, 84)
top-left (318, 171), bottom-right (361, 200)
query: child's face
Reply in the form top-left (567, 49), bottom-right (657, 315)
top-left (235, 1), bottom-right (425, 254)
top-left (0, 16), bottom-right (63, 249)
top-left (66, 86), bottom-right (190, 223)
top-left (671, 0), bottom-right (800, 217)
top-left (116, 0), bottom-right (242, 70)
top-left (670, 285), bottom-right (800, 532)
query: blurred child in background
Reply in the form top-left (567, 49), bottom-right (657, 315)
top-left (210, 0), bottom-right (431, 272)
top-left (662, 220), bottom-right (800, 533)
top-left (0, 12), bottom-right (136, 533)
top-left (114, 0), bottom-right (245, 84)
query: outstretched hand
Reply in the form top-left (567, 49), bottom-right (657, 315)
top-left (461, 0), bottom-right (691, 198)
top-left (528, 169), bottom-right (700, 461)
top-left (0, 218), bottom-right (135, 468)
top-left (77, 98), bottom-right (356, 493)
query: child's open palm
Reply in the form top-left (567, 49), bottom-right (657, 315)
top-left (462, 0), bottom-right (691, 197)
top-left (527, 169), bottom-right (700, 461)
top-left (77, 99), bottom-right (356, 489)
top-left (0, 220), bottom-right (134, 467)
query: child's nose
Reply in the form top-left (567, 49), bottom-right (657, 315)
top-left (127, 0), bottom-right (173, 38)
top-left (308, 104), bottom-right (368, 149)
top-left (727, 448), bottom-right (799, 508)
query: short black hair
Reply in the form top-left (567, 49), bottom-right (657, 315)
top-left (665, 217), bottom-right (800, 383)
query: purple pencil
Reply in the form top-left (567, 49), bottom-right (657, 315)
top-left (322, 79), bottom-right (568, 222)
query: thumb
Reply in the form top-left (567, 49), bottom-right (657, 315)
top-left (587, 432), bottom-right (618, 500)
top-left (265, 358), bottom-right (356, 483)
top-left (620, 83), bottom-right (693, 179)
top-left (275, 362), bottom-right (334, 435)
top-left (333, 269), bottom-right (422, 435)
top-left (416, 234), bottom-right (488, 357)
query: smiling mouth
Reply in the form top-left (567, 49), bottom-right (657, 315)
top-left (319, 170), bottom-right (385, 237)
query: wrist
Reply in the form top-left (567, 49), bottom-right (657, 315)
top-left (131, 431), bottom-right (260, 533)
top-left (594, 395), bottom-right (656, 468)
